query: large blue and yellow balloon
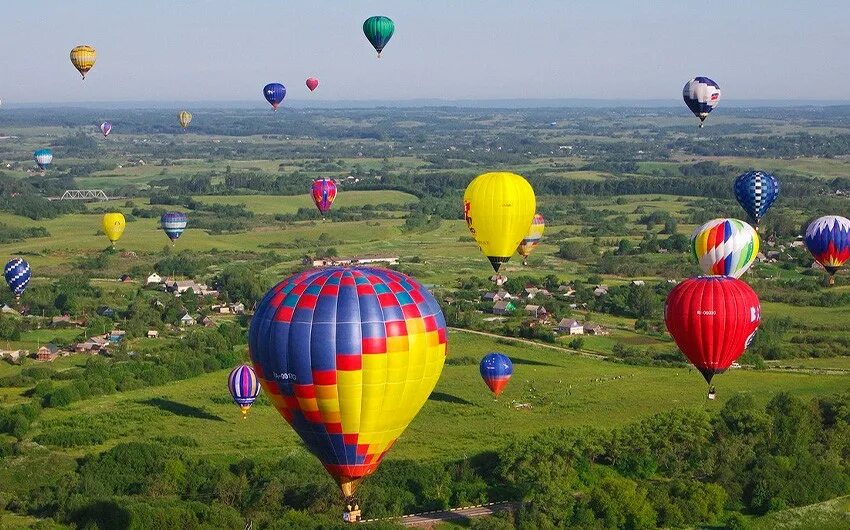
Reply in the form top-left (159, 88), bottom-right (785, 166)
top-left (248, 267), bottom-right (447, 498)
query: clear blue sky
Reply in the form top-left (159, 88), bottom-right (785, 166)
top-left (3, 1), bottom-right (849, 103)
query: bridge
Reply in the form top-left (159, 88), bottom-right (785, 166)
top-left (47, 190), bottom-right (123, 201)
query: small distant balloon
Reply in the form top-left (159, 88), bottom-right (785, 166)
top-left (228, 364), bottom-right (261, 418)
top-left (178, 111), bottom-right (192, 129)
top-left (34, 149), bottom-right (53, 170)
top-left (306, 78), bottom-right (319, 92)
top-left (363, 16), bottom-right (395, 57)
top-left (4, 258), bottom-right (31, 299)
top-left (161, 211), bottom-right (187, 243)
top-left (683, 77), bottom-right (720, 127)
top-left (70, 45), bottom-right (96, 79)
top-left (311, 178), bottom-right (337, 217)
top-left (734, 171), bottom-right (779, 227)
top-left (263, 83), bottom-right (286, 110)
top-left (480, 352), bottom-right (513, 398)
top-left (517, 214), bottom-right (545, 266)
top-left (102, 212), bottom-right (126, 247)
top-left (100, 121), bottom-right (112, 137)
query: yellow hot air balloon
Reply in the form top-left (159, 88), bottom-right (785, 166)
top-left (102, 212), bottom-right (126, 247)
top-left (463, 172), bottom-right (536, 272)
top-left (70, 45), bottom-right (96, 79)
top-left (178, 111), bottom-right (192, 130)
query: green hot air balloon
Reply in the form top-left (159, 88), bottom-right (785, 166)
top-left (363, 16), bottom-right (395, 57)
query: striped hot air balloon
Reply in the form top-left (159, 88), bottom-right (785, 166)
top-left (311, 178), bottom-right (337, 217)
top-left (805, 215), bottom-right (850, 285)
top-left (160, 212), bottom-right (187, 244)
top-left (691, 218), bottom-right (759, 278)
top-left (248, 267), bottom-right (447, 501)
top-left (178, 111), bottom-right (192, 130)
top-left (4, 258), bottom-right (31, 299)
top-left (480, 352), bottom-right (513, 398)
top-left (70, 45), bottom-right (96, 79)
top-left (228, 364), bottom-right (261, 418)
top-left (34, 149), bottom-right (53, 170)
top-left (100, 121), bottom-right (112, 137)
top-left (734, 171), bottom-right (779, 227)
top-left (517, 214), bottom-right (545, 265)
top-left (683, 77), bottom-right (721, 127)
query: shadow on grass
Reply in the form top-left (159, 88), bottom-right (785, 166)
top-left (139, 398), bottom-right (224, 422)
top-left (429, 391), bottom-right (475, 406)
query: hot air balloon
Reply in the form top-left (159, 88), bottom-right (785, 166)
top-left (70, 45), bottom-right (96, 79)
top-left (34, 149), bottom-right (53, 170)
top-left (161, 212), bottom-right (187, 244)
top-left (306, 78), bottom-right (319, 92)
top-left (311, 178), bottom-right (337, 218)
top-left (480, 352), bottom-right (512, 398)
top-left (263, 83), bottom-right (286, 111)
top-left (464, 172), bottom-right (536, 272)
top-left (4, 258), bottom-right (30, 300)
top-left (178, 111), bottom-right (192, 130)
top-left (517, 214), bottom-right (545, 266)
top-left (248, 267), bottom-right (447, 506)
top-left (805, 215), bottom-right (850, 285)
top-left (734, 171), bottom-right (779, 228)
top-left (665, 276), bottom-right (760, 394)
top-left (100, 121), bottom-right (112, 137)
top-left (228, 364), bottom-right (261, 418)
top-left (363, 16), bottom-right (395, 57)
top-left (102, 212), bottom-right (126, 248)
top-left (683, 77), bottom-right (721, 127)
top-left (691, 218), bottom-right (759, 278)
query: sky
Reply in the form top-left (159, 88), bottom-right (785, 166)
top-left (2, 1), bottom-right (849, 104)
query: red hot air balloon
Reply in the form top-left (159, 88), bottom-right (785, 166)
top-left (312, 178), bottom-right (337, 218)
top-left (664, 276), bottom-right (760, 393)
top-left (306, 77), bottom-right (319, 92)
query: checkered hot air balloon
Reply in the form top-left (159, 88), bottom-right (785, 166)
top-left (683, 77), bottom-right (721, 127)
top-left (517, 214), bottom-right (545, 266)
top-left (805, 215), bottom-right (850, 285)
top-left (248, 267), bottom-right (447, 501)
top-left (480, 352), bottom-right (512, 398)
top-left (691, 218), bottom-right (759, 278)
top-left (160, 212), bottom-right (187, 244)
top-left (311, 178), bottom-right (337, 217)
top-left (228, 364), bottom-right (261, 418)
top-left (734, 171), bottom-right (779, 227)
top-left (4, 258), bottom-right (31, 299)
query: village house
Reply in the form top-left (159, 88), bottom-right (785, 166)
top-left (524, 287), bottom-right (551, 299)
top-left (168, 280), bottom-right (218, 297)
top-left (489, 274), bottom-right (507, 286)
top-left (309, 255), bottom-right (399, 267)
top-left (201, 316), bottom-right (215, 327)
top-left (96, 306), bottom-right (116, 318)
top-left (119, 274), bottom-right (133, 283)
top-left (212, 304), bottom-right (231, 314)
top-left (584, 323), bottom-right (609, 336)
top-left (524, 304), bottom-right (548, 320)
top-left (147, 330), bottom-right (159, 338)
top-left (179, 313), bottom-right (196, 326)
top-left (593, 285), bottom-right (609, 297)
top-left (0, 304), bottom-right (20, 315)
top-left (558, 318), bottom-right (584, 335)
top-left (631, 280), bottom-right (646, 286)
top-left (0, 350), bottom-right (23, 363)
top-left (146, 272), bottom-right (162, 285)
top-left (229, 302), bottom-right (245, 314)
top-left (492, 300), bottom-right (516, 315)
top-left (36, 344), bottom-right (60, 362)
top-left (75, 335), bottom-right (108, 354)
top-left (108, 330), bottom-right (126, 343)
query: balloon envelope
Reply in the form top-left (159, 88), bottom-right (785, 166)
top-left (665, 276), bottom-right (760, 383)
top-left (263, 83), bottom-right (286, 110)
top-left (102, 212), bottom-right (126, 244)
top-left (311, 178), bottom-right (337, 215)
top-left (306, 78), bottom-right (319, 91)
top-left (517, 214), bottom-right (545, 260)
top-left (363, 16), bottom-right (395, 57)
top-left (161, 211), bottom-right (188, 242)
top-left (248, 267), bottom-right (447, 497)
top-left (100, 121), bottom-right (112, 137)
top-left (228, 364), bottom-right (261, 416)
top-left (691, 218), bottom-right (759, 278)
top-left (480, 352), bottom-right (513, 397)
top-left (464, 172), bottom-right (536, 272)
top-left (70, 45), bottom-right (96, 79)
top-left (734, 171), bottom-right (779, 225)
top-left (683, 77), bottom-right (720, 125)
top-left (34, 149), bottom-right (53, 170)
top-left (805, 215), bottom-right (850, 275)
top-left (4, 258), bottom-right (31, 298)
top-left (178, 111), bottom-right (192, 129)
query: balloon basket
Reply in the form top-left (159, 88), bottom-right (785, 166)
top-left (342, 497), bottom-right (362, 524)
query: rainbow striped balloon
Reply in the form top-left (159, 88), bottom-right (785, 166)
top-left (691, 218), bottom-right (759, 278)
top-left (227, 364), bottom-right (261, 417)
top-left (517, 213), bottom-right (545, 264)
